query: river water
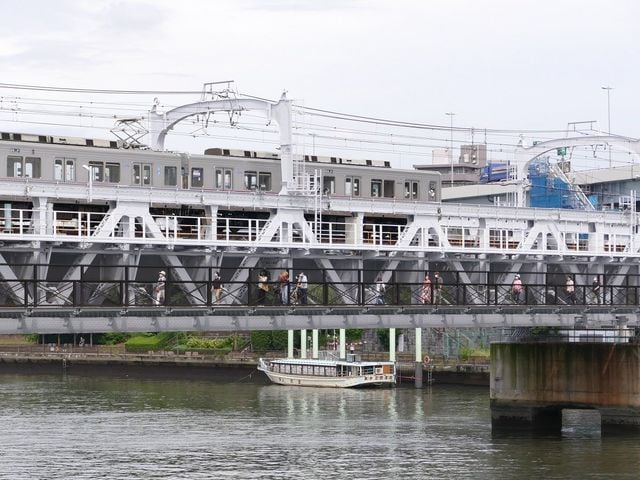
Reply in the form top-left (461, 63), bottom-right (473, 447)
top-left (0, 369), bottom-right (638, 479)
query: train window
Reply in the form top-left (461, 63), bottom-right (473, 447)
top-left (7, 156), bottom-right (42, 179)
top-left (191, 167), bottom-right (204, 188)
top-left (54, 159), bottom-right (62, 181)
top-left (323, 176), bottom-right (336, 195)
top-left (66, 159), bottom-right (76, 182)
top-left (345, 177), bottom-right (360, 196)
top-left (383, 180), bottom-right (394, 198)
top-left (105, 163), bottom-right (120, 183)
top-left (404, 181), bottom-right (419, 200)
top-left (258, 172), bottom-right (272, 191)
top-left (24, 157), bottom-right (41, 178)
top-left (429, 181), bottom-right (437, 201)
top-left (89, 162), bottom-right (104, 182)
top-left (371, 179), bottom-right (382, 198)
top-left (164, 166), bottom-right (177, 186)
top-left (54, 157), bottom-right (76, 182)
top-left (142, 164), bottom-right (151, 185)
top-left (215, 168), bottom-right (233, 190)
top-left (7, 155), bottom-right (22, 177)
top-left (244, 171), bottom-right (257, 190)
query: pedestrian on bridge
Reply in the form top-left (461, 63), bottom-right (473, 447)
top-left (277, 271), bottom-right (290, 305)
top-left (434, 272), bottom-right (443, 305)
top-left (592, 276), bottom-right (601, 304)
top-left (297, 272), bottom-right (308, 304)
top-left (154, 270), bottom-right (166, 305)
top-left (511, 274), bottom-right (523, 304)
top-left (420, 274), bottom-right (432, 304)
top-left (212, 271), bottom-right (223, 304)
top-left (257, 270), bottom-right (269, 305)
top-left (566, 276), bottom-right (577, 305)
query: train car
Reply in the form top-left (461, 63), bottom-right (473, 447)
top-left (0, 132), bottom-right (442, 203)
top-left (479, 162), bottom-right (509, 184)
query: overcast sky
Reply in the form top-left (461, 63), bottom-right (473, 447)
top-left (0, 0), bottom-right (637, 166)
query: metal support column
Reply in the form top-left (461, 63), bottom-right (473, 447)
top-left (389, 327), bottom-right (396, 362)
top-left (300, 329), bottom-right (307, 359)
top-left (415, 327), bottom-right (423, 388)
top-left (288, 330), bottom-right (294, 358)
top-left (339, 328), bottom-right (346, 359)
top-left (312, 329), bottom-right (319, 359)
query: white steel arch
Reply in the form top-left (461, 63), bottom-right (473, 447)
top-left (514, 135), bottom-right (640, 207)
top-left (148, 92), bottom-right (294, 194)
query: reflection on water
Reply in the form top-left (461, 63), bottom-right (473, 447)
top-left (0, 373), bottom-right (639, 479)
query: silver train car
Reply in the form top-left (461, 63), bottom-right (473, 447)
top-left (0, 132), bottom-right (442, 203)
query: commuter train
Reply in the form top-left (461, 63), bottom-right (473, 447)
top-left (0, 132), bottom-right (442, 203)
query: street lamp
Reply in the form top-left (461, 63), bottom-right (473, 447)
top-left (445, 112), bottom-right (456, 187)
top-left (601, 86), bottom-right (613, 168)
top-left (81, 164), bottom-right (93, 202)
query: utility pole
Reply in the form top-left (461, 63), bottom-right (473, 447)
top-left (446, 112), bottom-right (456, 187)
top-left (601, 86), bottom-right (613, 168)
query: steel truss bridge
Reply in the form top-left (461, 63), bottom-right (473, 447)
top-left (1, 94), bottom-right (640, 335)
top-left (0, 189), bottom-right (639, 335)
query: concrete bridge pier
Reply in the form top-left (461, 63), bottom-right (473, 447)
top-left (491, 341), bottom-right (640, 434)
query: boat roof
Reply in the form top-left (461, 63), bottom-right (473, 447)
top-left (267, 358), bottom-right (394, 367)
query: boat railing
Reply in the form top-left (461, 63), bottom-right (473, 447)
top-left (317, 350), bottom-right (340, 361)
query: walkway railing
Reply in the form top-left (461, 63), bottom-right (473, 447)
top-left (2, 267), bottom-right (639, 309)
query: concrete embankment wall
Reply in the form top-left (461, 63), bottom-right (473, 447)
top-left (0, 353), bottom-right (489, 386)
top-left (0, 353), bottom-right (267, 382)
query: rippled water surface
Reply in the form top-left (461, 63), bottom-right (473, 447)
top-left (0, 371), bottom-right (639, 479)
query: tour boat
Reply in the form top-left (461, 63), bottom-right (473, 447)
top-left (258, 352), bottom-right (396, 388)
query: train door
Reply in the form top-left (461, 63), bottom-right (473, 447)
top-left (181, 157), bottom-right (189, 189)
top-left (133, 163), bottom-right (152, 186)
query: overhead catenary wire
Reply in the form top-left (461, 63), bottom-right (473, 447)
top-left (0, 82), bottom-right (633, 172)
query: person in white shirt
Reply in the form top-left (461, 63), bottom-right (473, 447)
top-left (154, 270), bottom-right (166, 305)
top-left (297, 272), bottom-right (308, 304)
top-left (566, 276), bottom-right (577, 304)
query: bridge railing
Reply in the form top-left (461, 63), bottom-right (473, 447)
top-left (0, 207), bottom-right (635, 257)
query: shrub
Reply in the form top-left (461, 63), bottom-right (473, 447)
top-left (125, 332), bottom-right (175, 352)
top-left (251, 331), bottom-right (272, 352)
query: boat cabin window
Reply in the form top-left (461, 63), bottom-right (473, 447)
top-left (7, 155), bottom-right (42, 178)
top-left (404, 180), bottom-right (419, 200)
top-left (215, 168), bottom-right (233, 190)
top-left (345, 176), bottom-right (360, 196)
top-left (164, 166), bottom-right (178, 186)
top-left (191, 167), bottom-right (204, 188)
